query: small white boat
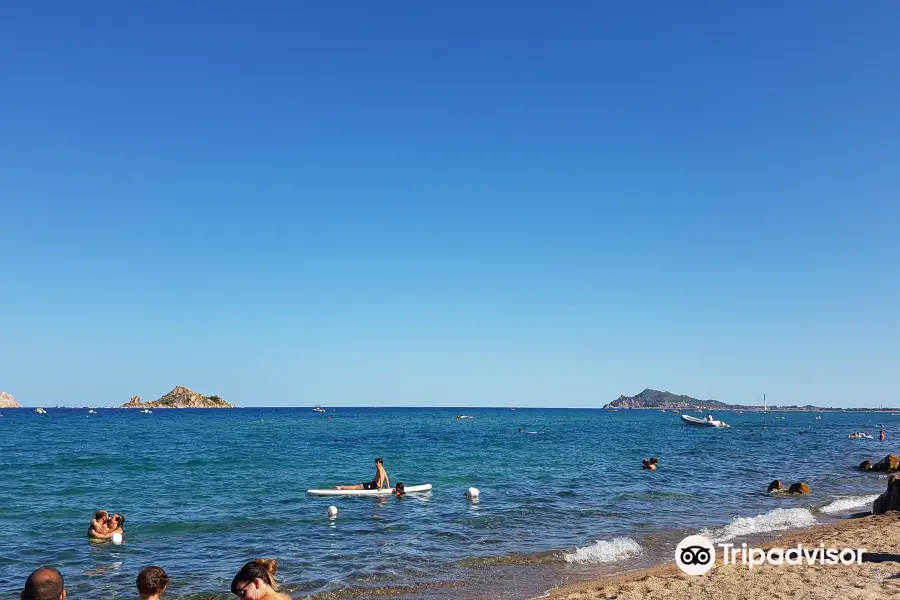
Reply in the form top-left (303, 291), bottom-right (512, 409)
top-left (815, 415), bottom-right (822, 420)
top-left (88, 409), bottom-right (97, 414)
top-left (681, 414), bottom-right (729, 428)
top-left (456, 414), bottom-right (473, 419)
top-left (312, 407), bottom-right (326, 413)
top-left (140, 409), bottom-right (152, 414)
top-left (35, 407), bottom-right (47, 414)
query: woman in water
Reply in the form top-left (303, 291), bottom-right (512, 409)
top-left (89, 513), bottom-right (124, 540)
top-left (393, 482), bottom-right (406, 497)
top-left (137, 566), bottom-right (169, 600)
top-left (231, 559), bottom-right (291, 600)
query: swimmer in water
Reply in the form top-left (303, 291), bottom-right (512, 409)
top-left (641, 459), bottom-right (656, 471)
top-left (230, 559), bottom-right (291, 600)
top-left (90, 513), bottom-right (124, 540)
top-left (881, 430), bottom-right (886, 441)
top-left (88, 510), bottom-right (109, 538)
top-left (393, 482), bottom-right (406, 497)
top-left (336, 457), bottom-right (390, 491)
top-left (137, 567), bottom-right (169, 600)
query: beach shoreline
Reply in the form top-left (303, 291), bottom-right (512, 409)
top-left (546, 512), bottom-right (900, 600)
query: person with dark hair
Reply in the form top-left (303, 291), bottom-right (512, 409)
top-left (88, 510), bottom-right (110, 538)
top-left (393, 482), bottom-right (406, 497)
top-left (335, 457), bottom-right (390, 491)
top-left (137, 566), bottom-right (169, 600)
top-left (230, 559), bottom-right (290, 600)
top-left (21, 566), bottom-right (65, 600)
top-left (89, 513), bottom-right (125, 540)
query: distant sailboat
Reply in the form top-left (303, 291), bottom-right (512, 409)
top-left (760, 394), bottom-right (770, 414)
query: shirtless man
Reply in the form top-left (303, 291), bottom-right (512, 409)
top-left (89, 514), bottom-right (125, 539)
top-left (335, 457), bottom-right (390, 490)
top-left (88, 511), bottom-right (110, 538)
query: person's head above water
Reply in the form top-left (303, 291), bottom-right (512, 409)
top-left (231, 559), bottom-right (280, 599)
top-left (109, 514), bottom-right (125, 529)
top-left (394, 482), bottom-right (406, 496)
top-left (137, 566), bottom-right (169, 599)
top-left (21, 566), bottom-right (65, 600)
top-left (94, 510), bottom-right (108, 521)
top-left (375, 457), bottom-right (383, 465)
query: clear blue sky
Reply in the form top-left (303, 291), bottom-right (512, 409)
top-left (2, 2), bottom-right (897, 407)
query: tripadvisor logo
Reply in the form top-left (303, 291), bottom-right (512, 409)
top-left (675, 535), bottom-right (716, 575)
top-left (675, 534), bottom-right (867, 575)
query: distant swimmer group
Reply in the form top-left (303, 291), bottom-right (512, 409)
top-left (641, 457), bottom-right (659, 470)
top-left (88, 510), bottom-right (125, 541)
top-left (848, 431), bottom-right (873, 439)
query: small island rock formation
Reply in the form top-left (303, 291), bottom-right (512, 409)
top-left (0, 392), bottom-right (20, 408)
top-left (121, 386), bottom-right (236, 409)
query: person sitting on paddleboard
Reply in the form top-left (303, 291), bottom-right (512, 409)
top-left (335, 457), bottom-right (390, 490)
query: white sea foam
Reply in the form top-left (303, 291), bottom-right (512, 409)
top-left (699, 508), bottom-right (818, 543)
top-left (819, 495), bottom-right (880, 514)
top-left (563, 537), bottom-right (643, 564)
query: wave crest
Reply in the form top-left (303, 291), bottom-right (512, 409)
top-left (563, 537), bottom-right (642, 564)
top-left (819, 495), bottom-right (879, 515)
top-left (700, 508), bottom-right (817, 543)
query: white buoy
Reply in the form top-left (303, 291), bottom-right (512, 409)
top-left (465, 487), bottom-right (480, 500)
top-left (111, 533), bottom-right (123, 545)
top-left (327, 506), bottom-right (338, 519)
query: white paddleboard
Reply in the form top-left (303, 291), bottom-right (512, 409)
top-left (306, 484), bottom-right (432, 497)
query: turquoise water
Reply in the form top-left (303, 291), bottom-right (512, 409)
top-left (0, 408), bottom-right (894, 599)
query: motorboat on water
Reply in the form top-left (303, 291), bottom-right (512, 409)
top-left (681, 414), bottom-right (729, 428)
top-left (88, 409), bottom-right (97, 414)
top-left (456, 414), bottom-right (473, 419)
top-left (35, 407), bottom-right (47, 414)
top-left (140, 409), bottom-right (152, 414)
top-left (312, 407), bottom-right (326, 413)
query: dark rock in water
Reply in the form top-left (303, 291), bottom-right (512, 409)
top-left (767, 480), bottom-right (785, 492)
top-left (120, 386), bottom-right (236, 409)
top-left (872, 475), bottom-right (900, 515)
top-left (0, 392), bottom-right (20, 408)
top-left (873, 454), bottom-right (900, 472)
top-left (788, 482), bottom-right (811, 494)
top-left (859, 461), bottom-right (874, 472)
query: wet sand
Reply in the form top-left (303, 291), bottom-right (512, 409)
top-left (548, 513), bottom-right (900, 600)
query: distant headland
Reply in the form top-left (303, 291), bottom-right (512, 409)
top-left (121, 386), bottom-right (237, 409)
top-left (0, 392), bottom-right (20, 408)
top-left (604, 388), bottom-right (897, 412)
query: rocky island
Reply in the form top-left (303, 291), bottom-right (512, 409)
top-left (605, 389), bottom-right (740, 410)
top-left (604, 388), bottom-right (829, 411)
top-left (121, 386), bottom-right (237, 409)
top-left (0, 392), bottom-right (20, 408)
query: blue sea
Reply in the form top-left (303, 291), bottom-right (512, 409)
top-left (0, 407), bottom-right (894, 599)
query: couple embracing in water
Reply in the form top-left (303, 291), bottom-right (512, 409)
top-left (335, 457), bottom-right (405, 496)
top-left (88, 510), bottom-right (124, 540)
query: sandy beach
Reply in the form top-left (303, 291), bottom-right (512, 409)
top-left (548, 513), bottom-right (900, 600)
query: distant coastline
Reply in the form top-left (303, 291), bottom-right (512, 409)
top-left (604, 388), bottom-right (899, 412)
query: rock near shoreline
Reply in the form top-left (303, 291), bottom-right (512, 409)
top-left (121, 386), bottom-right (236, 409)
top-left (0, 392), bottom-right (20, 408)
